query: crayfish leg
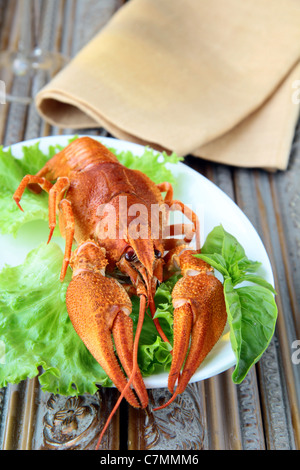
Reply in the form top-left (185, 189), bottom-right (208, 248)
top-left (13, 175), bottom-right (53, 211)
top-left (58, 199), bottom-right (75, 281)
top-left (47, 176), bottom-right (70, 244)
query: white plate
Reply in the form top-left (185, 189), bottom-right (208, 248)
top-left (0, 135), bottom-right (275, 389)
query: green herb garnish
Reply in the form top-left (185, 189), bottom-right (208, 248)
top-left (197, 225), bottom-right (277, 383)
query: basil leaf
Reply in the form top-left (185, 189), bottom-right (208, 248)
top-left (199, 224), bottom-right (278, 383)
top-left (201, 224), bottom-right (245, 266)
top-left (222, 228), bottom-right (246, 267)
top-left (224, 279), bottom-right (278, 383)
top-left (237, 257), bottom-right (262, 273)
top-left (237, 274), bottom-right (277, 294)
top-left (223, 278), bottom-right (241, 359)
top-left (195, 252), bottom-right (229, 277)
top-left (201, 225), bottom-right (263, 277)
top-left (200, 224), bottom-right (225, 255)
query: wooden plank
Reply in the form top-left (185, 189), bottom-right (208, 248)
top-left (233, 166), bottom-right (299, 449)
top-left (272, 122), bottom-right (300, 337)
top-left (236, 369), bottom-right (265, 450)
top-left (204, 371), bottom-right (243, 450)
top-left (254, 171), bottom-right (299, 449)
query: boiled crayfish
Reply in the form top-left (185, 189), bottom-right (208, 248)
top-left (13, 137), bottom-right (227, 447)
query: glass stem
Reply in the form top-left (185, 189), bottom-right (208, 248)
top-left (18, 0), bottom-right (37, 56)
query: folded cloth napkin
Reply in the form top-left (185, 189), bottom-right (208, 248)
top-left (35, 0), bottom-right (300, 170)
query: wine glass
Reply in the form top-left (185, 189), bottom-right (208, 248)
top-left (0, 0), bottom-right (68, 105)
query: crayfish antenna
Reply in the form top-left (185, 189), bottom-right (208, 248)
top-left (148, 296), bottom-right (171, 346)
top-left (153, 388), bottom-right (180, 411)
top-left (95, 294), bottom-right (147, 450)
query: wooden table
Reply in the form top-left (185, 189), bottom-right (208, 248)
top-left (0, 0), bottom-right (299, 451)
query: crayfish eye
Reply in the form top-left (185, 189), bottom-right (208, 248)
top-left (155, 249), bottom-right (162, 258)
top-left (125, 249), bottom-right (136, 261)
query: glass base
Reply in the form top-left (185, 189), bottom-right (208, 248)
top-left (0, 48), bottom-right (68, 104)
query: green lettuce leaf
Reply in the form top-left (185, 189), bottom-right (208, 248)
top-left (197, 224), bottom-right (278, 383)
top-left (0, 142), bottom-right (68, 236)
top-left (113, 146), bottom-right (182, 185)
top-left (0, 243), bottom-right (111, 395)
top-left (131, 275), bottom-right (178, 377)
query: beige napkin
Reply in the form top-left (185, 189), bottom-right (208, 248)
top-left (35, 0), bottom-right (300, 170)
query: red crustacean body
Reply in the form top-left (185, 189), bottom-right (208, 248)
top-left (13, 137), bottom-right (227, 447)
